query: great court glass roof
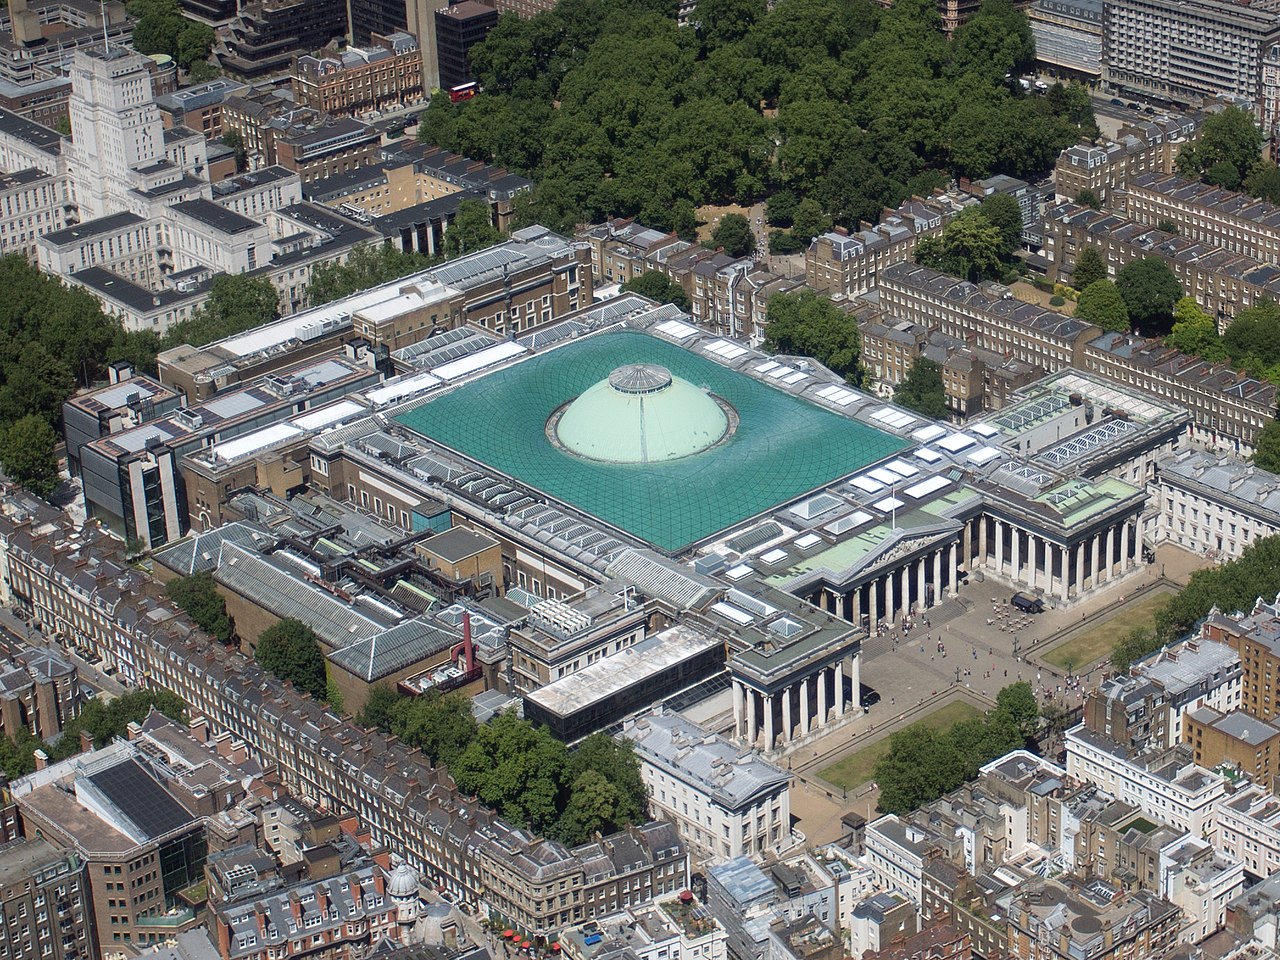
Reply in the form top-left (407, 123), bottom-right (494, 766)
top-left (394, 330), bottom-right (908, 552)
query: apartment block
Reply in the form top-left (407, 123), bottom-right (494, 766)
top-left (1201, 595), bottom-right (1280, 723)
top-left (1217, 783), bottom-right (1280, 878)
top-left (214, 0), bottom-right (349, 80)
top-left (1124, 172), bottom-right (1280, 265)
top-left (1182, 705), bottom-right (1280, 786)
top-left (1045, 202), bottom-right (1280, 329)
top-left (1052, 115), bottom-right (1198, 206)
top-left (878, 262), bottom-right (1100, 373)
top-left (625, 709), bottom-right (792, 865)
top-left (0, 837), bottom-right (95, 960)
top-left (0, 647), bottom-right (82, 742)
top-left (1029, 0), bottom-right (1102, 80)
top-left (155, 79), bottom-right (250, 141)
top-left (1082, 333), bottom-right (1276, 453)
top-left (1007, 879), bottom-right (1179, 960)
top-left (1104, 0), bottom-right (1280, 113)
top-left (292, 33), bottom-right (423, 119)
top-left (1065, 727), bottom-right (1227, 838)
top-left (576, 219), bottom-right (682, 286)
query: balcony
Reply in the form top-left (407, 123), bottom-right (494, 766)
top-left (137, 906), bottom-right (197, 929)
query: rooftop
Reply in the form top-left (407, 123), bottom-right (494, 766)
top-left (394, 329), bottom-right (907, 552)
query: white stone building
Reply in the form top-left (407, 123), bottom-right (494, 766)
top-left (625, 709), bottom-right (792, 865)
top-left (1155, 449), bottom-right (1280, 563)
top-left (1159, 835), bottom-right (1245, 943)
top-left (865, 816), bottom-right (938, 907)
top-left (1065, 725), bottom-right (1227, 839)
top-left (1216, 784), bottom-right (1280, 879)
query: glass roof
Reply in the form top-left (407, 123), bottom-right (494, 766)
top-left (394, 330), bottom-right (908, 552)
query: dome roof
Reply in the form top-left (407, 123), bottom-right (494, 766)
top-left (387, 863), bottom-right (419, 898)
top-left (556, 365), bottom-right (729, 464)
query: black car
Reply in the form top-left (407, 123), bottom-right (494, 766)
top-left (859, 684), bottom-right (881, 708)
top-left (1127, 102), bottom-right (1140, 110)
top-left (1143, 106), bottom-right (1156, 114)
top-left (1110, 98), bottom-right (1124, 106)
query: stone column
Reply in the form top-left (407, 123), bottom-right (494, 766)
top-left (800, 678), bottom-right (812, 736)
top-left (1091, 534), bottom-right (1101, 588)
top-left (885, 573), bottom-right (896, 625)
top-left (900, 566), bottom-right (910, 617)
top-left (781, 686), bottom-right (793, 744)
top-left (1011, 527), bottom-right (1021, 583)
top-left (834, 658), bottom-right (845, 716)
top-left (1028, 536), bottom-right (1039, 591)
top-left (978, 516), bottom-right (988, 567)
top-left (1121, 520), bottom-right (1132, 570)
top-left (949, 541), bottom-right (959, 597)
top-left (818, 667), bottom-right (829, 726)
top-left (1074, 542), bottom-right (1085, 598)
top-left (916, 558), bottom-right (926, 613)
top-left (733, 680), bottom-right (744, 740)
top-left (1106, 525), bottom-right (1117, 579)
top-left (995, 520), bottom-right (1005, 576)
top-left (747, 689), bottom-right (758, 746)
top-left (1058, 546), bottom-right (1070, 603)
top-left (764, 695), bottom-right (775, 751)
top-left (963, 520), bottom-right (973, 568)
top-left (932, 550), bottom-right (943, 607)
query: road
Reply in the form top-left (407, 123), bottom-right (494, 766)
top-left (0, 604), bottom-right (128, 699)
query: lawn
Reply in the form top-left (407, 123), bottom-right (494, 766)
top-left (1042, 589), bottom-right (1172, 672)
top-left (818, 700), bottom-right (982, 791)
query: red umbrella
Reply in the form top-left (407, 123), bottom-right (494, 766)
top-left (503, 931), bottom-right (514, 939)
top-left (522, 942), bottom-right (532, 949)
top-left (551, 945), bottom-right (562, 952)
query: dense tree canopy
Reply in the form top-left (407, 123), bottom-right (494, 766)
top-left (255, 619), bottom-right (329, 704)
top-left (0, 416), bottom-right (60, 497)
top-left (419, 0), bottom-right (1092, 234)
top-left (444, 199), bottom-right (503, 257)
top-left (621, 271), bottom-right (691, 310)
top-left (894, 357), bottom-right (947, 418)
top-left (1074, 280), bottom-right (1129, 333)
top-left (875, 683), bottom-right (1032, 814)
top-left (128, 0), bottom-right (214, 71)
top-left (166, 572), bottom-right (233, 643)
top-left (763, 290), bottom-right (862, 382)
top-left (1254, 419), bottom-right (1280, 474)
top-left (709, 213), bottom-right (754, 256)
top-left (1116, 257), bottom-right (1181, 335)
top-left (914, 207), bottom-right (1011, 283)
top-left (1176, 107), bottom-right (1265, 191)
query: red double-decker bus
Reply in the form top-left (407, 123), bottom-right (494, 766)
top-left (449, 82), bottom-right (478, 103)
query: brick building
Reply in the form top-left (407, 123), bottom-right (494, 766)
top-left (434, 0), bottom-right (497, 91)
top-left (0, 837), bottom-right (95, 960)
top-left (292, 33), bottom-right (423, 119)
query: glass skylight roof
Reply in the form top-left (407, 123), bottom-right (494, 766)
top-left (394, 330), bottom-right (907, 552)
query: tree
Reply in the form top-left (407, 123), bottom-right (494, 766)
top-left (569, 733), bottom-right (647, 826)
top-left (554, 769), bottom-right (619, 842)
top-left (357, 685), bottom-right (402, 732)
top-left (166, 572), bottom-right (233, 643)
top-left (255, 618), bottom-right (328, 702)
top-left (1166, 297), bottom-right (1226, 361)
top-left (694, 0), bottom-right (766, 49)
top-left (221, 130), bottom-right (248, 169)
top-left (444, 199), bottom-right (502, 257)
top-left (1222, 300), bottom-right (1280, 371)
top-left (1247, 160), bottom-right (1280, 204)
top-left (1254, 419), bottom-right (1280, 474)
top-left (1071, 245), bottom-right (1106, 291)
top-left (0, 415), bottom-right (59, 497)
top-left (979, 192), bottom-right (1023, 256)
top-left (915, 208), bottom-right (1006, 282)
top-left (1206, 160), bottom-right (1241, 190)
top-left (163, 274), bottom-right (280, 348)
top-left (46, 689), bottom-right (186, 761)
top-left (894, 357), bottom-right (947, 418)
top-left (763, 290), bottom-right (862, 382)
top-left (308, 244), bottom-right (436, 307)
top-left (790, 198), bottom-right (831, 243)
top-left (1116, 257), bottom-right (1181, 334)
top-left (995, 681), bottom-right (1039, 740)
top-left (1176, 106), bottom-right (1263, 188)
top-left (1075, 189), bottom-right (1100, 210)
top-left (452, 711), bottom-right (569, 834)
top-left (765, 190), bottom-right (798, 227)
top-left (1075, 279), bottom-right (1130, 333)
top-left (709, 213), bottom-right (754, 257)
top-left (621, 271), bottom-right (690, 310)
top-left (390, 691), bottom-right (478, 769)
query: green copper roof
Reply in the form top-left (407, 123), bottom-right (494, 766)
top-left (556, 364), bottom-right (729, 463)
top-left (394, 330), bottom-right (908, 552)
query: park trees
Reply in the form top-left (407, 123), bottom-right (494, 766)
top-left (162, 274), bottom-right (280, 349)
top-left (709, 213), bottom-right (754, 257)
top-left (915, 207), bottom-right (1007, 283)
top-left (255, 619), bottom-right (329, 704)
top-left (0, 416), bottom-right (60, 497)
top-left (1247, 161), bottom-right (1280, 204)
top-left (308, 244), bottom-right (437, 307)
top-left (1074, 280), bottom-right (1130, 333)
top-left (444, 199), bottom-right (502, 257)
top-left (894, 357), bottom-right (947, 418)
top-left (763, 291), bottom-right (862, 382)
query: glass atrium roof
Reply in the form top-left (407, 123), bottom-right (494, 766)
top-left (394, 330), bottom-right (908, 552)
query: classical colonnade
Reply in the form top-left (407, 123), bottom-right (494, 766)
top-left (731, 653), bottom-right (858, 751)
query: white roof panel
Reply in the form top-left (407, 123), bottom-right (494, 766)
top-left (967, 446), bottom-right (1002, 466)
top-left (364, 371), bottom-right (442, 405)
top-left (705, 339), bottom-right (748, 360)
top-left (971, 423), bottom-right (1001, 438)
top-left (711, 602), bottom-right (754, 626)
top-left (904, 475), bottom-right (952, 499)
top-left (873, 497), bottom-right (905, 512)
top-left (209, 422), bottom-right (302, 461)
top-left (936, 432), bottom-right (977, 453)
top-left (850, 476), bottom-right (884, 493)
top-left (291, 399), bottom-right (364, 431)
top-left (911, 424), bottom-right (947, 442)
top-left (432, 340), bottom-right (527, 380)
top-left (883, 459), bottom-right (920, 477)
top-left (655, 318), bottom-right (698, 340)
top-left (868, 467), bottom-right (902, 485)
top-left (914, 448), bottom-right (944, 463)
